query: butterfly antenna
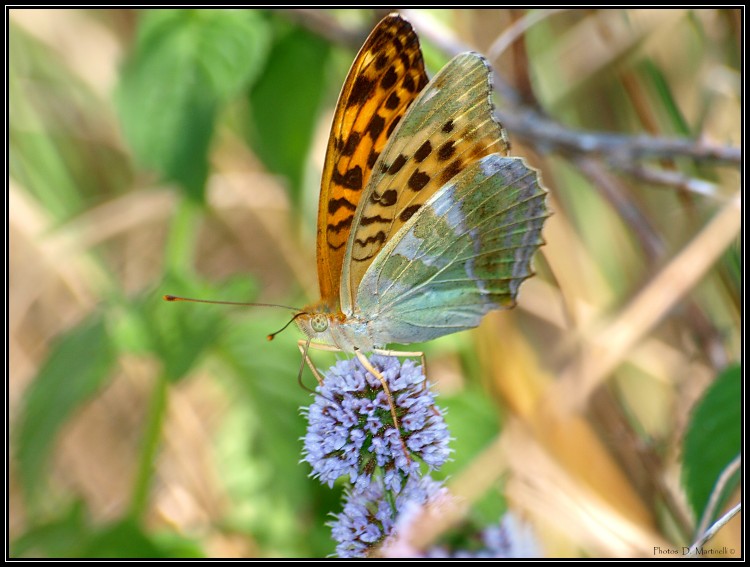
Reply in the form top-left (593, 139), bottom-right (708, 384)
top-left (165, 294), bottom-right (305, 341)
top-left (266, 312), bottom-right (306, 342)
top-left (163, 294), bottom-right (301, 312)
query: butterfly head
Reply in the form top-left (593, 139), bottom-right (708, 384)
top-left (295, 305), bottom-right (337, 343)
top-left (295, 303), bottom-right (375, 353)
top-left (297, 312), bottom-right (330, 336)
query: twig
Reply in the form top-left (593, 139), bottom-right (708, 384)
top-left (553, 191), bottom-right (741, 413)
top-left (496, 107), bottom-right (742, 166)
top-left (695, 454), bottom-right (742, 538)
top-left (273, 9), bottom-right (367, 49)
top-left (685, 502), bottom-right (741, 557)
top-left (279, 9), bottom-right (741, 173)
top-left (486, 8), bottom-right (567, 61)
top-left (400, 8), bottom-right (470, 58)
top-left (574, 156), bottom-right (665, 260)
top-left (616, 162), bottom-right (723, 200)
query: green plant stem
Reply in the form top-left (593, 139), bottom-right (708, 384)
top-left (164, 197), bottom-right (203, 275)
top-left (128, 373), bottom-right (169, 520)
top-left (127, 197), bottom-right (203, 518)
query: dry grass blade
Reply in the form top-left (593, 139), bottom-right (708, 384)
top-left (554, 192), bottom-right (740, 413)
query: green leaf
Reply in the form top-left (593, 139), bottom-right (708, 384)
top-left (247, 22), bottom-right (332, 207)
top-left (10, 501), bottom-right (89, 558)
top-left (681, 364), bottom-right (741, 525)
top-left (145, 272), bottom-right (254, 382)
top-left (638, 59), bottom-right (691, 136)
top-left (438, 387), bottom-right (501, 478)
top-left (9, 24), bottom-right (131, 221)
top-left (11, 503), bottom-right (205, 558)
top-left (81, 518), bottom-right (189, 559)
top-left (214, 315), bottom-right (322, 554)
top-left (116, 9), bottom-right (271, 200)
top-left (434, 381), bottom-right (509, 522)
top-left (14, 317), bottom-right (116, 507)
top-left (150, 530), bottom-right (206, 558)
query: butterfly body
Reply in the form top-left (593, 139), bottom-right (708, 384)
top-left (296, 306), bottom-right (376, 352)
top-left (296, 14), bottom-right (548, 354)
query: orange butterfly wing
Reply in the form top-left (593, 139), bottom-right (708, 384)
top-left (316, 14), bottom-right (428, 310)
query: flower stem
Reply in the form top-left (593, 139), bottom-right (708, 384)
top-left (128, 372), bottom-right (168, 520)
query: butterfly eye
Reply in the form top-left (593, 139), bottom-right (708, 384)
top-left (311, 314), bottom-right (328, 333)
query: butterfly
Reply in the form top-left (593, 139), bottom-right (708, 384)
top-left (294, 13), bottom-right (548, 356)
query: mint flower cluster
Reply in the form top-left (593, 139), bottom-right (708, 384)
top-left (302, 355), bottom-right (450, 492)
top-left (301, 354), bottom-right (538, 558)
top-left (332, 474), bottom-right (447, 557)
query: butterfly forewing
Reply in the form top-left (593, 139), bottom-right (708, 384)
top-left (316, 14), bottom-right (428, 309)
top-left (297, 13), bottom-right (549, 353)
top-left (356, 154), bottom-right (548, 345)
top-left (340, 53), bottom-right (510, 313)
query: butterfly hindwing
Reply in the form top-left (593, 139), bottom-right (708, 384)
top-left (340, 52), bottom-right (510, 313)
top-left (316, 14), bottom-right (428, 309)
top-left (355, 154), bottom-right (548, 346)
top-left (295, 13), bottom-right (549, 352)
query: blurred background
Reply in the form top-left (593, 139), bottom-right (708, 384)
top-left (8, 8), bottom-right (741, 558)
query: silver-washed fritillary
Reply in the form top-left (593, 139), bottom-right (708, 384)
top-left (295, 13), bottom-right (549, 352)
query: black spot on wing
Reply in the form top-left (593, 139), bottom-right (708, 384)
top-left (399, 204), bottom-right (421, 222)
top-left (381, 66), bottom-right (398, 89)
top-left (354, 231), bottom-right (387, 249)
top-left (388, 154), bottom-right (407, 175)
top-left (437, 140), bottom-right (456, 161)
top-left (341, 132), bottom-right (361, 157)
top-left (367, 150), bottom-right (380, 169)
top-left (372, 188), bottom-right (397, 206)
top-left (347, 75), bottom-right (376, 108)
top-left (414, 141), bottom-right (432, 163)
top-left (332, 166), bottom-right (363, 190)
top-left (361, 214), bottom-right (392, 225)
top-left (408, 170), bottom-right (430, 191)
top-left (375, 52), bottom-right (389, 70)
top-left (328, 196), bottom-right (357, 215)
top-left (403, 74), bottom-right (416, 93)
top-left (385, 92), bottom-right (401, 110)
top-left (366, 114), bottom-right (386, 141)
top-left (399, 51), bottom-right (411, 70)
top-left (440, 159), bottom-right (463, 184)
top-left (327, 215), bottom-right (353, 234)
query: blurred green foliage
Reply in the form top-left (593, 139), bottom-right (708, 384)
top-left (9, 8), bottom-right (741, 558)
top-left (116, 9), bottom-right (271, 201)
top-left (245, 20), bottom-right (332, 208)
top-left (15, 318), bottom-right (115, 510)
top-left (681, 364), bottom-right (741, 528)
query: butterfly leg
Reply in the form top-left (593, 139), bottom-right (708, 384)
top-left (354, 350), bottom-right (412, 465)
top-left (372, 348), bottom-right (439, 416)
top-left (372, 347), bottom-right (431, 395)
top-left (297, 339), bottom-right (329, 386)
top-left (372, 348), bottom-right (427, 377)
top-left (297, 342), bottom-right (413, 463)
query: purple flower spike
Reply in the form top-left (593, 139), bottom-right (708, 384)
top-left (331, 474), bottom-right (448, 558)
top-left (302, 355), bottom-right (450, 492)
